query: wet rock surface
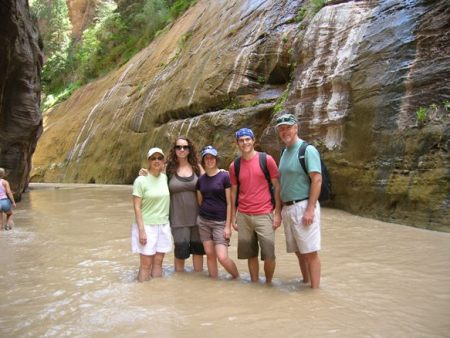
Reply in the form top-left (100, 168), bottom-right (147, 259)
top-left (32, 0), bottom-right (449, 230)
top-left (0, 0), bottom-right (43, 199)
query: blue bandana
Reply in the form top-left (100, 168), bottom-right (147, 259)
top-left (235, 128), bottom-right (254, 140)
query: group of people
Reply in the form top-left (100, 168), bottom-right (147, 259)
top-left (0, 168), bottom-right (16, 231)
top-left (131, 113), bottom-right (322, 288)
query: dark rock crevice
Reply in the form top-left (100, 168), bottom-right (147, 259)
top-left (0, 0), bottom-right (43, 199)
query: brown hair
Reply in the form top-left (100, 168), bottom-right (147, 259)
top-left (166, 136), bottom-right (201, 178)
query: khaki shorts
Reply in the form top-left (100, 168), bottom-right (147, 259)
top-left (236, 212), bottom-right (275, 261)
top-left (281, 200), bottom-right (321, 254)
top-left (197, 216), bottom-right (229, 246)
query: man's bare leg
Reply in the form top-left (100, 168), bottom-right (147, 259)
top-left (296, 251), bottom-right (310, 283)
top-left (248, 257), bottom-right (259, 282)
top-left (303, 251), bottom-right (320, 288)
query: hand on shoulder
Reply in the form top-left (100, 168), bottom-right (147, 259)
top-left (139, 168), bottom-right (148, 176)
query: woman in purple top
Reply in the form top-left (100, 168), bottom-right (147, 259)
top-left (196, 146), bottom-right (239, 279)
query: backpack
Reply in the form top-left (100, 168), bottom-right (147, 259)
top-left (297, 142), bottom-right (332, 202)
top-left (233, 152), bottom-right (275, 208)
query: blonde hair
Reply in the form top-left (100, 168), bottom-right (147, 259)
top-left (0, 168), bottom-right (5, 178)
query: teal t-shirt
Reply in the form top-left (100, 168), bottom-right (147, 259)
top-left (279, 140), bottom-right (321, 202)
top-left (132, 173), bottom-right (170, 225)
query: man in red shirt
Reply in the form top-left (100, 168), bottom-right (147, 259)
top-left (229, 128), bottom-right (282, 284)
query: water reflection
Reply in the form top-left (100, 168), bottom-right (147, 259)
top-left (0, 183), bottom-right (449, 337)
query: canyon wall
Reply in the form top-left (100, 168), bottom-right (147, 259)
top-left (32, 0), bottom-right (449, 230)
top-left (0, 0), bottom-right (43, 199)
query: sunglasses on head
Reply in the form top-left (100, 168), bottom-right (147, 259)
top-left (276, 117), bottom-right (294, 124)
top-left (175, 145), bottom-right (189, 150)
top-left (149, 156), bottom-right (164, 161)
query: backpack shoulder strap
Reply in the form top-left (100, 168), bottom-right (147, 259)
top-left (258, 152), bottom-right (271, 184)
top-left (298, 142), bottom-right (309, 175)
top-left (233, 157), bottom-right (241, 207)
top-left (233, 156), bottom-right (241, 183)
top-left (259, 152), bottom-right (275, 208)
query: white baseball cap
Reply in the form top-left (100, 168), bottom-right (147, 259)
top-left (147, 147), bottom-right (164, 159)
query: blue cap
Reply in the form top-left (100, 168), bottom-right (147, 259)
top-left (201, 145), bottom-right (218, 158)
top-left (235, 128), bottom-right (254, 140)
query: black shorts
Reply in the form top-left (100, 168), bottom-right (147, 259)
top-left (171, 226), bottom-right (205, 259)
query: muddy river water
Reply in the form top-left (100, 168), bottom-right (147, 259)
top-left (0, 184), bottom-right (449, 337)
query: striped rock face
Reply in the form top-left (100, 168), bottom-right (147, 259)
top-left (32, 0), bottom-right (449, 230)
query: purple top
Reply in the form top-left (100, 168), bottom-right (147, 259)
top-left (196, 171), bottom-right (231, 221)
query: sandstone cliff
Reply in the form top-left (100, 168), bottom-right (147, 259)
top-left (67, 0), bottom-right (98, 40)
top-left (32, 0), bottom-right (449, 230)
top-left (0, 0), bottom-right (43, 199)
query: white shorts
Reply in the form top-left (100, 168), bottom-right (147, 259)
top-left (281, 200), bottom-right (321, 254)
top-left (131, 223), bottom-right (173, 255)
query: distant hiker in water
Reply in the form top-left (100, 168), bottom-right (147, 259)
top-left (132, 148), bottom-right (172, 282)
top-left (0, 168), bottom-right (16, 231)
top-left (276, 113), bottom-right (322, 288)
top-left (196, 145), bottom-right (239, 279)
top-left (229, 128), bottom-right (281, 284)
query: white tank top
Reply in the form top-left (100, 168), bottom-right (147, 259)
top-left (0, 179), bottom-right (8, 199)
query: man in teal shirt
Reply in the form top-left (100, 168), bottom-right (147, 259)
top-left (277, 113), bottom-right (322, 289)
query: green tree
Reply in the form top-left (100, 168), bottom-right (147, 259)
top-left (32, 0), bottom-right (198, 109)
top-left (31, 0), bottom-right (72, 92)
top-left (169, 0), bottom-right (196, 18)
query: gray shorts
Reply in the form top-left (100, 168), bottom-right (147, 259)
top-left (197, 215), bottom-right (229, 246)
top-left (171, 226), bottom-right (205, 259)
top-left (236, 212), bottom-right (275, 261)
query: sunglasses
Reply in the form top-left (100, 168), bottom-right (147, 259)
top-left (149, 156), bottom-right (164, 161)
top-left (175, 145), bottom-right (190, 151)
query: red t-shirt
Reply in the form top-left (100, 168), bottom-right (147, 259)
top-left (229, 152), bottom-right (279, 215)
